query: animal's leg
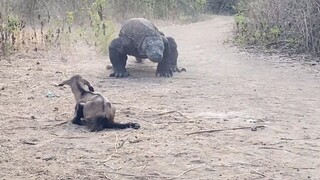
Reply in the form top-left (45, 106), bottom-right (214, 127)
top-left (156, 37), bottom-right (173, 77)
top-left (72, 102), bottom-right (84, 125)
top-left (108, 38), bottom-right (129, 78)
top-left (167, 36), bottom-right (186, 73)
top-left (169, 45), bottom-right (186, 73)
top-left (104, 121), bottom-right (140, 129)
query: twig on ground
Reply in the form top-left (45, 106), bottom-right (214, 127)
top-left (156, 110), bottom-right (190, 119)
top-left (103, 171), bottom-right (171, 179)
top-left (49, 131), bottom-right (59, 136)
top-left (22, 141), bottom-right (37, 145)
top-left (0, 126), bottom-right (36, 131)
top-left (156, 110), bottom-right (179, 116)
top-left (103, 153), bottom-right (116, 164)
top-left (250, 169), bottom-right (266, 178)
top-left (40, 121), bottom-right (67, 129)
top-left (140, 165), bottom-right (147, 172)
top-left (171, 166), bottom-right (202, 179)
top-left (11, 115), bottom-right (32, 120)
top-left (49, 132), bottom-right (87, 139)
top-left (186, 125), bottom-right (266, 136)
top-left (155, 121), bottom-right (195, 124)
top-left (53, 121), bottom-right (68, 126)
top-left (117, 140), bottom-right (126, 149)
top-left (290, 167), bottom-right (315, 170)
top-left (103, 132), bottom-right (120, 163)
top-left (168, 120), bottom-right (195, 124)
top-left (102, 174), bottom-right (112, 180)
top-left (59, 136), bottom-right (87, 139)
top-left (172, 158), bottom-right (177, 165)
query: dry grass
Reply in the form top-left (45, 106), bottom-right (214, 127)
top-left (235, 0), bottom-right (320, 55)
top-left (0, 0), bottom-right (211, 57)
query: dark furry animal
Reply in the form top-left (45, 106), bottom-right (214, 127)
top-left (58, 75), bottom-right (140, 132)
top-left (108, 18), bottom-right (172, 78)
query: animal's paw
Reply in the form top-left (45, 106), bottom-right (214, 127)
top-left (130, 123), bottom-right (141, 129)
top-left (109, 71), bottom-right (130, 78)
top-left (170, 65), bottom-right (186, 73)
top-left (156, 68), bottom-right (173, 77)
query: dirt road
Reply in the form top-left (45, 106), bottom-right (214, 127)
top-left (0, 15), bottom-right (319, 179)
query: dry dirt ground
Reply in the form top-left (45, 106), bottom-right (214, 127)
top-left (1, 15), bottom-right (320, 180)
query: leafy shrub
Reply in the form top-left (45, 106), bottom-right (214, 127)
top-left (235, 0), bottom-right (320, 55)
top-left (0, 15), bottom-right (24, 56)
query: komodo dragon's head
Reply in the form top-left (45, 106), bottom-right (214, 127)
top-left (143, 36), bottom-right (165, 63)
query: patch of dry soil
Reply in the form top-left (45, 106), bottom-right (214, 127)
top-left (0, 16), bottom-right (320, 179)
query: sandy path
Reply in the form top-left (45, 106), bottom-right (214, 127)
top-left (0, 15), bottom-right (319, 179)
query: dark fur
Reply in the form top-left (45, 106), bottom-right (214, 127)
top-left (108, 18), bottom-right (172, 78)
top-left (59, 75), bottom-right (140, 132)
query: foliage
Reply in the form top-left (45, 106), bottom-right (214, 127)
top-left (205, 0), bottom-right (238, 14)
top-left (88, 0), bottom-right (116, 53)
top-left (0, 0), bottom-right (236, 57)
top-left (234, 0), bottom-right (320, 55)
top-left (0, 0), bottom-right (116, 56)
top-left (108, 0), bottom-right (208, 21)
top-left (0, 15), bottom-right (24, 56)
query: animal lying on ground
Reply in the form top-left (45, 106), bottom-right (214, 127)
top-left (58, 75), bottom-right (140, 132)
top-left (108, 18), bottom-right (185, 78)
